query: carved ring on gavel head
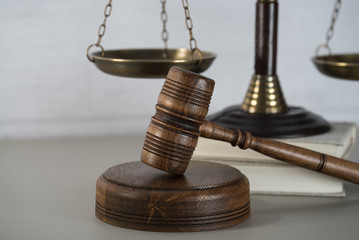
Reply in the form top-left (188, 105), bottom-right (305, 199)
top-left (141, 66), bottom-right (215, 174)
top-left (141, 67), bottom-right (359, 184)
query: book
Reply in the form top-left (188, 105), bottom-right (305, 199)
top-left (192, 122), bottom-right (357, 197)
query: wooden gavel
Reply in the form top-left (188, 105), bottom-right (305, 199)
top-left (141, 67), bottom-right (359, 184)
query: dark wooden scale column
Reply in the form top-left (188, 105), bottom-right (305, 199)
top-left (208, 0), bottom-right (330, 138)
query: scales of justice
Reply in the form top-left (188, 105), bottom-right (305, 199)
top-left (87, 0), bottom-right (359, 232)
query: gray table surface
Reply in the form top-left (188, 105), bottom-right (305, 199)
top-left (1, 133), bottom-right (359, 240)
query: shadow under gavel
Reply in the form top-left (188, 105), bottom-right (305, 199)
top-left (141, 67), bottom-right (359, 184)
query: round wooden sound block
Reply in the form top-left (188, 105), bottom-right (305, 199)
top-left (95, 161), bottom-right (250, 232)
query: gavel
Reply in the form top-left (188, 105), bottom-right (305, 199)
top-left (141, 67), bottom-right (359, 184)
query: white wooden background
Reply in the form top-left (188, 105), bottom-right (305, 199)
top-left (1, 0), bottom-right (358, 139)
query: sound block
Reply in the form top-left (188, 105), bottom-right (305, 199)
top-left (96, 161), bottom-right (250, 232)
top-left (208, 105), bottom-right (330, 138)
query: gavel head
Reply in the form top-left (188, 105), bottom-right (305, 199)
top-left (141, 67), bottom-right (215, 175)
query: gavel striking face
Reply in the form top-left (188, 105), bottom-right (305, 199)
top-left (141, 67), bottom-right (359, 184)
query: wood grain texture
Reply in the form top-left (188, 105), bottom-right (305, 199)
top-left (95, 161), bottom-right (250, 232)
top-left (200, 120), bottom-right (359, 184)
top-left (141, 67), bottom-right (215, 174)
top-left (141, 67), bottom-right (355, 182)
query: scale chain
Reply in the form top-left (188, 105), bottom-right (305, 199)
top-left (160, 0), bottom-right (169, 56)
top-left (87, 0), bottom-right (113, 62)
top-left (181, 0), bottom-right (203, 66)
top-left (315, 0), bottom-right (342, 56)
top-left (325, 0), bottom-right (342, 47)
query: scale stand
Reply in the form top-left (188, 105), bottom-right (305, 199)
top-left (208, 0), bottom-right (330, 138)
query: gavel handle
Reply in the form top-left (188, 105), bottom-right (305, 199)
top-left (200, 120), bottom-right (359, 184)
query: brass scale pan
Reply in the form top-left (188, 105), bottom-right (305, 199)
top-left (89, 49), bottom-right (216, 78)
top-left (87, 0), bottom-right (216, 79)
top-left (312, 53), bottom-right (359, 81)
top-left (90, 49), bottom-right (359, 80)
top-left (311, 0), bottom-right (359, 81)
